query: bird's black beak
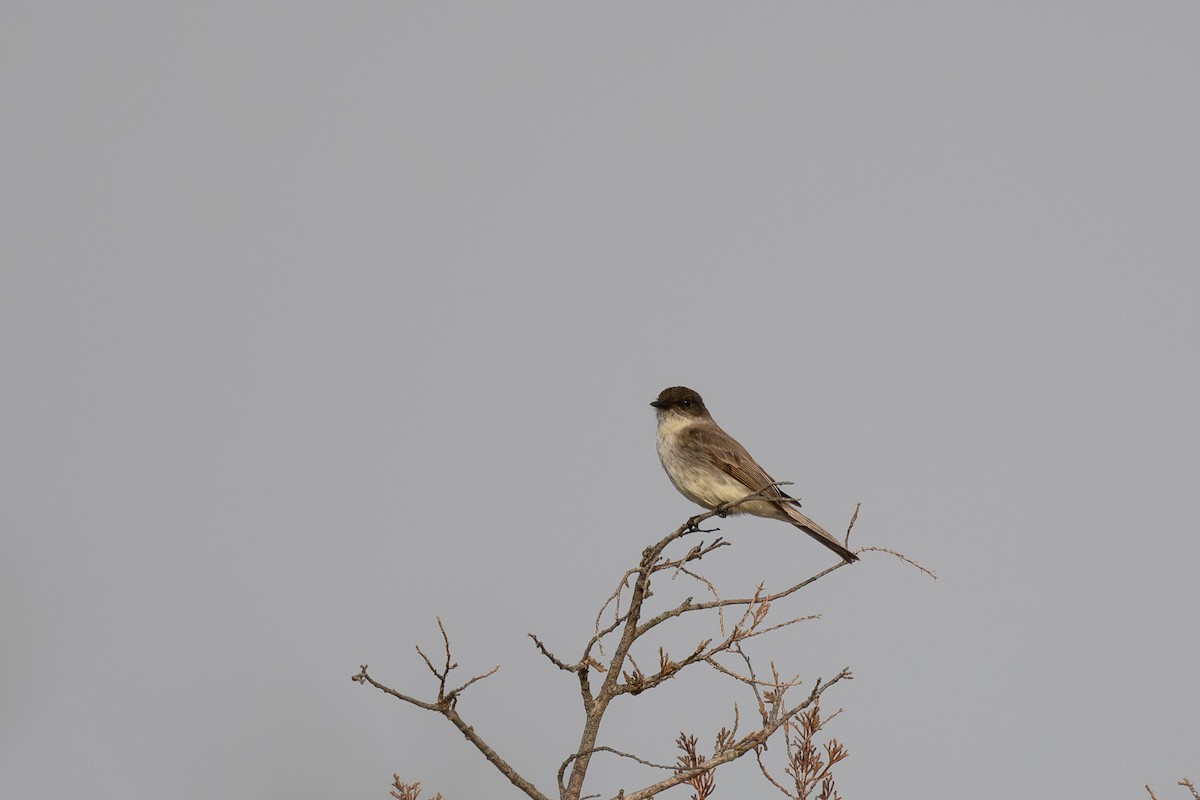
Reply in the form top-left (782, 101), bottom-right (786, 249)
top-left (650, 400), bottom-right (669, 409)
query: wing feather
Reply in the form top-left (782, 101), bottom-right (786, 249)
top-left (682, 425), bottom-right (802, 506)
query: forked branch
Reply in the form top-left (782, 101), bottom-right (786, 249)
top-left (352, 621), bottom-right (550, 800)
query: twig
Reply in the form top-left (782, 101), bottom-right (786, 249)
top-left (529, 633), bottom-right (576, 672)
top-left (634, 561), bottom-right (848, 641)
top-left (558, 745), bottom-right (677, 793)
top-left (352, 665), bottom-right (439, 712)
top-left (856, 546), bottom-right (937, 579)
top-left (844, 502), bottom-right (860, 547)
top-left (705, 656), bottom-right (806, 690)
top-left (594, 568), bottom-right (638, 653)
top-left (673, 563), bottom-right (728, 635)
top-left (446, 664), bottom-right (500, 699)
top-left (757, 746), bottom-right (793, 798)
top-left (738, 614), bottom-right (821, 641)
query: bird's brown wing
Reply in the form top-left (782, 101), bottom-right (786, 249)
top-left (684, 425), bottom-right (857, 562)
top-left (682, 425), bottom-right (801, 506)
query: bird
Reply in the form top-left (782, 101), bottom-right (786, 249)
top-left (651, 386), bottom-right (858, 563)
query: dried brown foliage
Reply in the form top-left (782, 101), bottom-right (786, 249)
top-left (755, 696), bottom-right (848, 800)
top-left (389, 775), bottom-right (442, 800)
top-left (675, 733), bottom-right (717, 800)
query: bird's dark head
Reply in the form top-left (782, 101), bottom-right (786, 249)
top-left (650, 386), bottom-right (709, 418)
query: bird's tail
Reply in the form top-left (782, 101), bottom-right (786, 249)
top-left (782, 505), bottom-right (859, 563)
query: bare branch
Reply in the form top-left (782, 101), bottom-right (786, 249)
top-left (563, 504), bottom-right (747, 799)
top-left (437, 616), bottom-right (452, 668)
top-left (594, 745), bottom-right (678, 771)
top-left (633, 561), bottom-right (848, 642)
top-left (529, 633), bottom-right (577, 672)
top-left (757, 747), bottom-right (794, 798)
top-left (735, 643), bottom-right (768, 721)
top-left (588, 485), bottom-right (843, 659)
top-left (355, 664), bottom-right (551, 800)
top-left (671, 562), bottom-right (729, 635)
top-left (1181, 778), bottom-right (1200, 800)
top-left (657, 538), bottom-right (731, 576)
top-left (446, 663), bottom-right (500, 699)
top-left (352, 665), bottom-right (439, 712)
top-left (856, 546), bottom-right (937, 579)
top-left (353, 622), bottom-right (553, 800)
top-left (414, 646), bottom-right (441, 681)
top-left (593, 568), bottom-right (638, 653)
top-left (738, 614), bottom-right (822, 641)
top-left (438, 703), bottom-right (552, 800)
top-left (705, 656), bottom-right (805, 691)
top-left (844, 502), bottom-right (860, 547)
top-left (613, 580), bottom-right (808, 701)
top-left (561, 746), bottom-right (677, 781)
top-left (558, 745), bottom-right (679, 799)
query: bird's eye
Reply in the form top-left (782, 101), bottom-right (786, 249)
top-left (681, 399), bottom-right (692, 408)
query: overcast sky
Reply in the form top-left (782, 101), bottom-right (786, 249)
top-left (3, 3), bottom-right (1198, 799)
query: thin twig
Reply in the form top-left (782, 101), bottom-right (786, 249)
top-left (705, 656), bottom-right (806, 690)
top-left (634, 561), bottom-right (847, 641)
top-left (665, 559), bottom-right (732, 640)
top-left (756, 746), bottom-right (793, 798)
top-left (529, 633), bottom-right (577, 672)
top-left (559, 745), bottom-right (677, 786)
top-left (594, 569), bottom-right (638, 648)
top-left (446, 664), bottom-right (500, 699)
top-left (737, 614), bottom-right (821, 641)
top-left (352, 665), bottom-right (439, 712)
top-left (856, 546), bottom-right (937, 579)
top-left (844, 502), bottom-right (860, 547)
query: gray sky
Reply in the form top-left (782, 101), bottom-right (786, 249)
top-left (3, 3), bottom-right (1198, 799)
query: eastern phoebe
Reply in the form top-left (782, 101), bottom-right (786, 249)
top-left (651, 386), bottom-right (859, 563)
